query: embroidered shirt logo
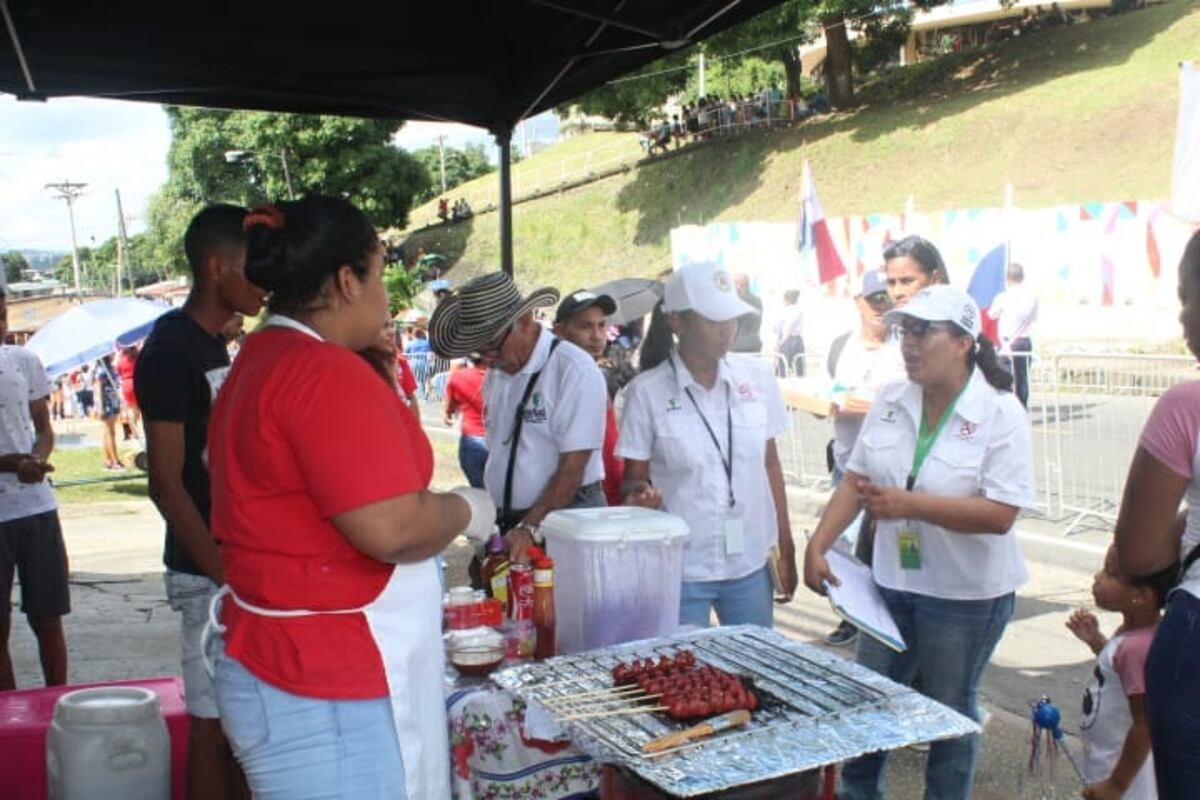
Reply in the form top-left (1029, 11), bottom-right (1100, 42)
top-left (737, 383), bottom-right (754, 400)
top-left (958, 421), bottom-right (978, 439)
top-left (880, 408), bottom-right (897, 424)
top-left (666, 397), bottom-right (683, 413)
top-left (523, 391), bottom-right (548, 424)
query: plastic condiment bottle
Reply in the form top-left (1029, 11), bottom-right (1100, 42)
top-left (480, 533), bottom-right (510, 607)
top-left (532, 553), bottom-right (557, 660)
top-left (444, 586), bottom-right (475, 630)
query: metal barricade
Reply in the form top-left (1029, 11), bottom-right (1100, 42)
top-left (1035, 351), bottom-right (1196, 534)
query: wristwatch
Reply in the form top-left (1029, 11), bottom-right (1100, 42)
top-left (514, 522), bottom-right (544, 545)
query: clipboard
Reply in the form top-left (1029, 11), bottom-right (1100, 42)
top-left (823, 548), bottom-right (907, 653)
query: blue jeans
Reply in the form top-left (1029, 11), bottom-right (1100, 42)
top-left (214, 655), bottom-right (406, 800)
top-left (458, 435), bottom-right (488, 489)
top-left (680, 566), bottom-right (773, 628)
top-left (1146, 590), bottom-right (1200, 799)
top-left (839, 588), bottom-right (1015, 800)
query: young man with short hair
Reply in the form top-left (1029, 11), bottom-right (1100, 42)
top-left (553, 289), bottom-right (623, 506)
top-left (0, 287), bottom-right (67, 690)
top-left (135, 204), bottom-right (264, 800)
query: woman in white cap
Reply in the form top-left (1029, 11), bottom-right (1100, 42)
top-left (618, 261), bottom-right (798, 628)
top-left (803, 284), bottom-right (1034, 800)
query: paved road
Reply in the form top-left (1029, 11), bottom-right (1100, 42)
top-left (8, 410), bottom-right (1112, 797)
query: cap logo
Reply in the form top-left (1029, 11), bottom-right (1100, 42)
top-left (960, 303), bottom-right (977, 332)
top-left (714, 270), bottom-right (733, 292)
top-left (573, 291), bottom-right (596, 303)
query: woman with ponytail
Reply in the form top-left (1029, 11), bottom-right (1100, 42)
top-left (803, 285), bottom-right (1035, 799)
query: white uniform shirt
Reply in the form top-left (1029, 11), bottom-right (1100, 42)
top-left (617, 353), bottom-right (790, 583)
top-left (482, 329), bottom-right (606, 511)
top-left (0, 346), bottom-right (56, 522)
top-left (989, 285), bottom-right (1039, 345)
top-left (846, 368), bottom-right (1035, 600)
top-left (829, 335), bottom-right (906, 472)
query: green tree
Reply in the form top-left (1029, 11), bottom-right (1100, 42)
top-left (384, 263), bottom-right (424, 314)
top-left (556, 50), bottom-right (693, 127)
top-left (411, 142), bottom-right (495, 203)
top-left (2, 251), bottom-right (29, 285)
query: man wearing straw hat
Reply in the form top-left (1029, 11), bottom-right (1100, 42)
top-left (430, 273), bottom-right (608, 562)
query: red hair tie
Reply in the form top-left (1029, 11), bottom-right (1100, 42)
top-left (243, 205), bottom-right (285, 231)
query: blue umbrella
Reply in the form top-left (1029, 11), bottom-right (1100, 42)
top-left (26, 298), bottom-right (171, 377)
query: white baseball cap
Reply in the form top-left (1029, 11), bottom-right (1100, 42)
top-left (884, 285), bottom-right (981, 338)
top-left (661, 262), bottom-right (757, 322)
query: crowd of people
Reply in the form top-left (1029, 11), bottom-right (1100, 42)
top-left (436, 197), bottom-right (473, 224)
top-left (1, 186), bottom-right (1197, 799)
top-left (641, 86), bottom-right (830, 156)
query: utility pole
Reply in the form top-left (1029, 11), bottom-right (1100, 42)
top-left (115, 188), bottom-right (137, 297)
top-left (45, 180), bottom-right (86, 297)
top-left (278, 149), bottom-right (296, 200)
top-left (699, 52), bottom-right (706, 97)
top-left (436, 134), bottom-right (447, 196)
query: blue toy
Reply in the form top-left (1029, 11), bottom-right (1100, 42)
top-left (1027, 696), bottom-right (1084, 783)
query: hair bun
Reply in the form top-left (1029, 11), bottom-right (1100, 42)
top-left (244, 223), bottom-right (291, 293)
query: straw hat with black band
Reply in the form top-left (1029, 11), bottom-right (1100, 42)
top-left (428, 272), bottom-right (560, 359)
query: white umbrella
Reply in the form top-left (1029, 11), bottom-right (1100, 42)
top-left (588, 277), bottom-right (663, 326)
top-left (26, 298), bottom-right (171, 377)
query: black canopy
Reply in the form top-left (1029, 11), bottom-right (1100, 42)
top-left (1, 0), bottom-right (788, 270)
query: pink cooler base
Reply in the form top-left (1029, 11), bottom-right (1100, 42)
top-left (0, 676), bottom-right (189, 800)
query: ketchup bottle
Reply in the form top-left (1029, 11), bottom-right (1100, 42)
top-left (532, 553), bottom-right (557, 660)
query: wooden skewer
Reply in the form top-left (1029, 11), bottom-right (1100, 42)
top-left (544, 692), bottom-right (662, 710)
top-left (558, 705), bottom-right (668, 721)
top-left (538, 685), bottom-right (641, 703)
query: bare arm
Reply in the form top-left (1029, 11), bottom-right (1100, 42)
top-left (333, 491), bottom-right (471, 563)
top-left (442, 392), bottom-right (458, 426)
top-left (1084, 695), bottom-right (1152, 798)
top-left (1115, 447), bottom-right (1190, 578)
top-left (856, 480), bottom-right (1018, 534)
top-left (507, 449), bottom-right (592, 560)
top-left (620, 458), bottom-right (662, 508)
top-left (765, 439), bottom-right (798, 599)
top-left (803, 473), bottom-right (866, 594)
top-left (29, 396), bottom-right (55, 461)
top-left (145, 421), bottom-right (224, 583)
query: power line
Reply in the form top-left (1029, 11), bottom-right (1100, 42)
top-left (44, 181), bottom-right (87, 296)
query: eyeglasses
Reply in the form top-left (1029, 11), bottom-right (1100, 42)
top-left (473, 323), bottom-right (514, 359)
top-left (898, 318), bottom-right (949, 338)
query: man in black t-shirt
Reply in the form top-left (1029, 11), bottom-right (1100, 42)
top-left (134, 204), bottom-right (264, 800)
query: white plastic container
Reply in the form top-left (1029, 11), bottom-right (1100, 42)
top-left (47, 686), bottom-right (170, 800)
top-left (541, 507), bottom-right (688, 654)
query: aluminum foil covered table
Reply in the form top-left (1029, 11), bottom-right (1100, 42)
top-left (493, 625), bottom-right (980, 798)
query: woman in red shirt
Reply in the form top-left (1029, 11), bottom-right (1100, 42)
top-left (206, 196), bottom-right (493, 800)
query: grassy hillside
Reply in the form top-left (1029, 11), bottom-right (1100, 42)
top-left (403, 1), bottom-right (1199, 290)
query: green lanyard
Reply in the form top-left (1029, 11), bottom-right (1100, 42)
top-left (906, 379), bottom-right (970, 491)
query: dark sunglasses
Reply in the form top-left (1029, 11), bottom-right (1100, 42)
top-left (864, 293), bottom-right (892, 310)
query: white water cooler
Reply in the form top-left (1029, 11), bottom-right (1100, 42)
top-left (47, 686), bottom-right (170, 800)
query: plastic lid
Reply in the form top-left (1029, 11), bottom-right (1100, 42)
top-left (447, 586), bottom-right (475, 605)
top-left (53, 687), bottom-right (161, 726)
top-left (526, 545), bottom-right (545, 560)
top-left (485, 533), bottom-right (505, 554)
top-left (539, 507), bottom-right (689, 543)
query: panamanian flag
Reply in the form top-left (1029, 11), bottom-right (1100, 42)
top-left (967, 242), bottom-right (1008, 344)
top-left (796, 160), bottom-right (847, 285)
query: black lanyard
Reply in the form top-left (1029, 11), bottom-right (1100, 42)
top-left (501, 338), bottom-right (561, 522)
top-left (670, 355), bottom-right (735, 509)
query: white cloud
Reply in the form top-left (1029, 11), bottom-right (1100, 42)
top-left (0, 96), bottom-right (170, 253)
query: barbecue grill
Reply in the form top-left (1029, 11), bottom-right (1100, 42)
top-left (495, 625), bottom-right (978, 797)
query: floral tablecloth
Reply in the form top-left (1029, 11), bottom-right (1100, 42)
top-left (447, 683), bottom-right (600, 800)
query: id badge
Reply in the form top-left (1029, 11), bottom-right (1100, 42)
top-left (723, 505), bottom-right (746, 556)
top-left (898, 527), bottom-right (922, 570)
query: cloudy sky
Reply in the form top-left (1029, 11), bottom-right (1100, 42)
top-left (1, 95), bottom-right (556, 255)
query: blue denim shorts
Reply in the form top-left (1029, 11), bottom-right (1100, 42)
top-left (214, 654), bottom-right (406, 800)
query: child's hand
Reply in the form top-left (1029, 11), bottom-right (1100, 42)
top-left (1066, 608), bottom-right (1105, 652)
top-left (1082, 778), bottom-right (1125, 799)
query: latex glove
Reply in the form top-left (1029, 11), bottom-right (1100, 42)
top-left (450, 486), bottom-right (495, 543)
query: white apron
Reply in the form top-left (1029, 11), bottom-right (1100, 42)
top-left (204, 315), bottom-right (451, 799)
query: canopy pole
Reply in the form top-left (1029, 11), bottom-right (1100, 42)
top-left (496, 126), bottom-right (514, 276)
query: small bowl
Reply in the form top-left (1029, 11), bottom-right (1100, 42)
top-left (448, 644), bottom-right (506, 677)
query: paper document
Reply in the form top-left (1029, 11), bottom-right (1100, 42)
top-left (823, 549), bottom-right (907, 652)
